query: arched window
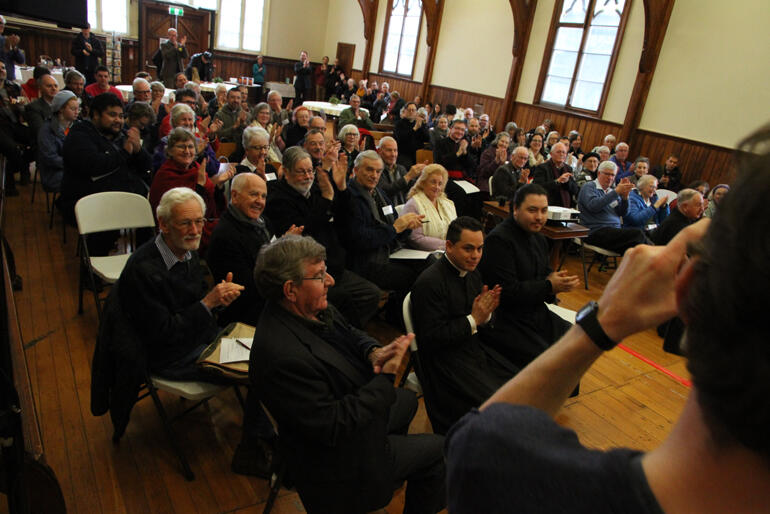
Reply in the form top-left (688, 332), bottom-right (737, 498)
top-left (535, 0), bottom-right (631, 115)
top-left (379, 0), bottom-right (423, 78)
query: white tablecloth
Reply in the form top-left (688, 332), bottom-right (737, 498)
top-left (15, 66), bottom-right (65, 89)
top-left (199, 82), bottom-right (238, 94)
top-left (302, 101), bottom-right (368, 117)
top-left (265, 81), bottom-right (295, 99)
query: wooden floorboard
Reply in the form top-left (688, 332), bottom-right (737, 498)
top-left (2, 180), bottom-right (689, 512)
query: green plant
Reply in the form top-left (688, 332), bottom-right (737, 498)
top-left (213, 77), bottom-right (224, 83)
top-left (329, 95), bottom-right (340, 105)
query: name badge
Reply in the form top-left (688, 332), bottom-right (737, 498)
top-left (382, 205), bottom-right (394, 216)
top-left (610, 200), bottom-right (619, 208)
top-left (266, 172), bottom-right (277, 181)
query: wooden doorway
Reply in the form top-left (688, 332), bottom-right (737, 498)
top-left (336, 43), bottom-right (356, 77)
top-left (139, 1), bottom-right (212, 79)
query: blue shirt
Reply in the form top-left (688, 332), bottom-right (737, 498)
top-left (577, 180), bottom-right (627, 232)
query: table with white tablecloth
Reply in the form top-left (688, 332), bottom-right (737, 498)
top-left (15, 66), bottom-right (65, 89)
top-left (116, 81), bottom-right (237, 103)
top-left (302, 101), bottom-right (368, 117)
top-left (265, 81), bottom-right (295, 99)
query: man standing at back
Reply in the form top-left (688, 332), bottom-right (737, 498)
top-left (71, 24), bottom-right (103, 84)
top-left (160, 28), bottom-right (188, 88)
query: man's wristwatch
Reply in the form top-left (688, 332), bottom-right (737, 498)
top-left (575, 301), bottom-right (617, 351)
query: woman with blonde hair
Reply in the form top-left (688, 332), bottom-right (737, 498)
top-left (402, 164), bottom-right (457, 251)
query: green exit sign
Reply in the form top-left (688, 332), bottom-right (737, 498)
top-left (168, 6), bottom-right (184, 16)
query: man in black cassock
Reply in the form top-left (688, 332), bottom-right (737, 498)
top-left (411, 217), bottom-right (518, 434)
top-left (478, 184), bottom-right (580, 370)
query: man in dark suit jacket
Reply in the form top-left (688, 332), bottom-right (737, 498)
top-left (293, 50), bottom-right (313, 104)
top-left (160, 28), bottom-right (188, 88)
top-left (250, 235), bottom-right (445, 513)
top-left (25, 73), bottom-right (59, 146)
top-left (532, 142), bottom-right (578, 208)
top-left (70, 25), bottom-right (104, 85)
top-left (652, 188), bottom-right (704, 245)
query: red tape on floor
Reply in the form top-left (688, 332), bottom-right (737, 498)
top-left (617, 344), bottom-right (692, 388)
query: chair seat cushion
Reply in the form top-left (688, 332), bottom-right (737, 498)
top-left (150, 375), bottom-right (227, 401)
top-left (90, 254), bottom-right (132, 283)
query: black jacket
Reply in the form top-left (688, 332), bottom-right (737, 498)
top-left (250, 302), bottom-right (394, 512)
top-left (264, 177), bottom-right (349, 276)
top-left (184, 52), bottom-right (214, 82)
top-left (393, 117), bottom-right (429, 168)
top-left (434, 136), bottom-right (476, 180)
top-left (60, 120), bottom-right (150, 222)
top-left (207, 207), bottom-right (272, 327)
top-left (651, 208), bottom-right (693, 245)
top-left (293, 61), bottom-right (313, 91)
top-left (532, 160), bottom-right (578, 208)
top-left (71, 32), bottom-right (104, 77)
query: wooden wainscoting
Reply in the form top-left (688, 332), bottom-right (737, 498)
top-left (634, 130), bottom-right (736, 187)
top-left (5, 21), bottom-right (140, 84)
top-left (367, 73), bottom-right (423, 102)
top-left (427, 85), bottom-right (505, 127)
top-left (511, 102), bottom-right (623, 152)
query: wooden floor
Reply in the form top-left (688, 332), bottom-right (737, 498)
top-left (2, 180), bottom-right (689, 513)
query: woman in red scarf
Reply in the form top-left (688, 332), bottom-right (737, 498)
top-left (149, 127), bottom-right (233, 253)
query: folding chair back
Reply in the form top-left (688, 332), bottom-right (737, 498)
top-left (398, 293), bottom-right (422, 394)
top-left (416, 148), bottom-right (434, 164)
top-left (75, 192), bottom-right (156, 235)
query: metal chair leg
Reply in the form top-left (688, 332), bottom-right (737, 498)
top-left (30, 166), bottom-right (38, 204)
top-left (147, 383), bottom-right (195, 481)
top-left (580, 243), bottom-right (589, 290)
top-left (263, 461), bottom-right (286, 514)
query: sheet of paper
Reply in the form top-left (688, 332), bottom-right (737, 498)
top-left (219, 338), bottom-right (251, 364)
top-left (454, 180), bottom-right (480, 194)
top-left (390, 248), bottom-right (434, 260)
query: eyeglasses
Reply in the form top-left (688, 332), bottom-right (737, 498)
top-left (173, 144), bottom-right (196, 151)
top-left (300, 268), bottom-right (327, 282)
top-left (248, 145), bottom-right (269, 151)
top-left (291, 168), bottom-right (315, 177)
top-left (174, 218), bottom-right (206, 229)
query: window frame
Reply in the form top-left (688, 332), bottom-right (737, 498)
top-left (377, 0), bottom-right (424, 80)
top-left (213, 0), bottom-right (270, 54)
top-left (87, 0), bottom-right (130, 35)
top-left (533, 0), bottom-right (632, 117)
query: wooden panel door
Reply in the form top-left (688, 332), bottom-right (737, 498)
top-left (336, 43), bottom-right (355, 76)
top-left (139, 1), bottom-right (211, 79)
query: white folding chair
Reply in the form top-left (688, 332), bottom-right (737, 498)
top-left (572, 237), bottom-right (621, 290)
top-left (75, 192), bottom-right (156, 320)
top-left (395, 203), bottom-right (405, 217)
top-left (656, 188), bottom-right (677, 204)
top-left (399, 293), bottom-right (422, 394)
top-left (488, 176), bottom-right (494, 197)
top-left (547, 303), bottom-right (577, 324)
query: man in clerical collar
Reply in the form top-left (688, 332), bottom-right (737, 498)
top-left (492, 145), bottom-right (530, 201)
top-left (410, 216), bottom-right (517, 434)
top-left (479, 184), bottom-right (580, 372)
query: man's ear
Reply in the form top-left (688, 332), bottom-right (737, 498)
top-left (674, 257), bottom-right (698, 324)
top-left (282, 280), bottom-right (296, 303)
top-left (157, 216), bottom-right (169, 235)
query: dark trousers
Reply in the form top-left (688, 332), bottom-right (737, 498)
top-left (0, 122), bottom-right (29, 191)
top-left (387, 388), bottom-right (446, 514)
top-left (584, 226), bottom-right (649, 255)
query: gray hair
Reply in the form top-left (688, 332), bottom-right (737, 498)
top-left (604, 134), bottom-right (617, 143)
top-left (636, 174), bottom-right (657, 190)
top-left (242, 125), bottom-right (269, 148)
top-left (598, 160), bottom-right (618, 173)
top-left (132, 77), bottom-right (150, 92)
top-left (634, 156), bottom-right (650, 166)
top-left (184, 81), bottom-right (200, 95)
top-left (512, 145), bottom-right (529, 158)
top-left (677, 188), bottom-right (700, 205)
top-left (64, 69), bottom-right (86, 85)
top-left (354, 149), bottom-right (382, 168)
top-left (282, 146), bottom-right (311, 171)
top-left (254, 102), bottom-right (270, 116)
top-left (596, 145), bottom-right (611, 155)
top-left (504, 121), bottom-right (518, 133)
top-left (616, 142), bottom-right (629, 151)
top-left (349, 94), bottom-right (360, 102)
top-left (254, 235), bottom-right (327, 301)
top-left (492, 132), bottom-right (511, 146)
top-left (377, 135), bottom-right (396, 150)
top-left (338, 123), bottom-right (360, 140)
top-left (546, 130), bottom-right (560, 142)
top-left (156, 187), bottom-right (205, 222)
top-left (165, 127), bottom-right (196, 158)
top-left (170, 103), bottom-right (195, 127)
top-left (267, 90), bottom-right (282, 101)
top-left (215, 84), bottom-right (227, 95)
top-left (126, 101), bottom-right (156, 124)
top-left (150, 81), bottom-right (165, 93)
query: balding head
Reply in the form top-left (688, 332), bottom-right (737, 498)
top-left (377, 136), bottom-right (398, 166)
top-left (231, 173), bottom-right (267, 220)
top-left (39, 74), bottom-right (59, 102)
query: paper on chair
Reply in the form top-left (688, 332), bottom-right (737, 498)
top-left (390, 248), bottom-right (434, 260)
top-left (219, 338), bottom-right (251, 364)
top-left (454, 180), bottom-right (480, 194)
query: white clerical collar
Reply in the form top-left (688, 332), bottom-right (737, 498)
top-left (446, 255), bottom-right (468, 277)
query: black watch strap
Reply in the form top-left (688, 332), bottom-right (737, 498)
top-left (576, 301), bottom-right (617, 351)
